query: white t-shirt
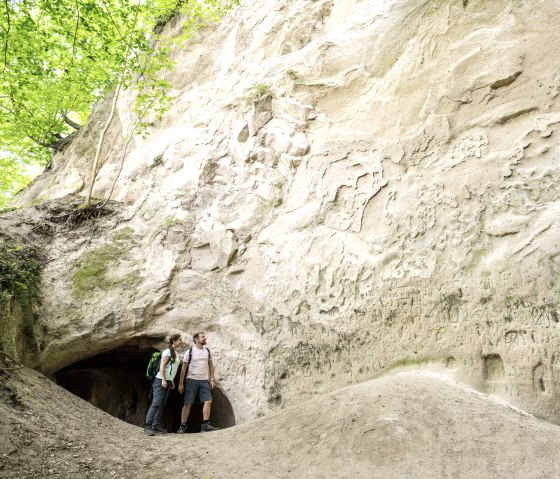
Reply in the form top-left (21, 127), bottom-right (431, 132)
top-left (183, 346), bottom-right (210, 380)
top-left (156, 348), bottom-right (180, 380)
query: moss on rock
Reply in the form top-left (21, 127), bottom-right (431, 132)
top-left (71, 227), bottom-right (143, 297)
top-left (0, 240), bottom-right (43, 366)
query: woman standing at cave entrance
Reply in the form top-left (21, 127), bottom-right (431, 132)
top-left (143, 334), bottom-right (182, 436)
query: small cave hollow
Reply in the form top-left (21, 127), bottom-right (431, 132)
top-left (532, 362), bottom-right (547, 393)
top-left (52, 339), bottom-right (236, 433)
top-left (483, 353), bottom-right (505, 382)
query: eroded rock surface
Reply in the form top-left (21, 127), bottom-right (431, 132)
top-left (5, 0), bottom-right (560, 424)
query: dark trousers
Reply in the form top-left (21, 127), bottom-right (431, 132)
top-left (145, 378), bottom-right (171, 430)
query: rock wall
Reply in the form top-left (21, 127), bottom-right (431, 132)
top-left (7, 0), bottom-right (560, 423)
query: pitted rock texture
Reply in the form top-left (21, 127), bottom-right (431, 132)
top-left (7, 0), bottom-right (560, 424)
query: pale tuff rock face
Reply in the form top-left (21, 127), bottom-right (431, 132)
top-left (11, 0), bottom-right (560, 423)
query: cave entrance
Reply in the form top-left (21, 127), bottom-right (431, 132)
top-left (52, 339), bottom-right (235, 433)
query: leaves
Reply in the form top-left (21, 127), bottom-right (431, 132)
top-left (0, 240), bottom-right (43, 303)
top-left (0, 0), bottom-right (238, 206)
top-left (0, 155), bottom-right (35, 210)
top-left (2, 1), bottom-right (144, 152)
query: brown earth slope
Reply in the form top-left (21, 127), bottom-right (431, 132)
top-left (1, 366), bottom-right (560, 479)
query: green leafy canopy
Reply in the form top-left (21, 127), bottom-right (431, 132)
top-left (0, 0), bottom-right (238, 208)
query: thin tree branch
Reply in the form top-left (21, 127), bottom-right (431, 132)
top-left (28, 135), bottom-right (57, 149)
top-left (100, 94), bottom-right (158, 208)
top-left (28, 132), bottom-right (77, 152)
top-left (1, 0), bottom-right (10, 76)
top-left (99, 1), bottom-right (142, 64)
top-left (0, 0), bottom-right (7, 33)
top-left (84, 0), bottom-right (142, 207)
top-left (49, 1), bottom-right (81, 135)
top-left (71, 1), bottom-right (80, 64)
top-left (84, 82), bottom-right (122, 206)
top-left (3, 95), bottom-right (66, 149)
top-left (62, 113), bottom-right (82, 130)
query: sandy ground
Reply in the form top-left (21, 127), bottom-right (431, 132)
top-left (2, 366), bottom-right (560, 479)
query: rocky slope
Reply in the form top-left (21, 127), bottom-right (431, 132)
top-left (3, 0), bottom-right (560, 426)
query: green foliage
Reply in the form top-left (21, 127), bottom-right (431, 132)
top-left (285, 69), bottom-right (303, 82)
top-left (150, 153), bottom-right (164, 169)
top-left (0, 241), bottom-right (43, 305)
top-left (2, 0), bottom-right (142, 159)
top-left (0, 240), bottom-right (43, 362)
top-left (0, 157), bottom-right (34, 209)
top-left (249, 82), bottom-right (271, 101)
top-left (0, 0), bottom-right (239, 204)
top-left (230, 82), bottom-right (272, 111)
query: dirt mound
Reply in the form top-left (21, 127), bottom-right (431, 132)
top-left (2, 366), bottom-right (560, 478)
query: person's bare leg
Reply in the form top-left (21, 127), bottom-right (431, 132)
top-left (201, 400), bottom-right (218, 431)
top-left (181, 404), bottom-right (191, 424)
top-left (202, 400), bottom-right (212, 421)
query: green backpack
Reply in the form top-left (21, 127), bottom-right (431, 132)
top-left (146, 350), bottom-right (175, 381)
top-left (146, 351), bottom-right (162, 381)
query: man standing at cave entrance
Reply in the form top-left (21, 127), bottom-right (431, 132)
top-left (177, 331), bottom-right (219, 433)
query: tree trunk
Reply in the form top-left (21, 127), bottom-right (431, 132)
top-left (84, 83), bottom-right (122, 207)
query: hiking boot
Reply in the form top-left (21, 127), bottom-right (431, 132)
top-left (201, 422), bottom-right (219, 432)
top-left (177, 422), bottom-right (188, 434)
top-left (143, 427), bottom-right (155, 436)
top-left (154, 426), bottom-right (167, 434)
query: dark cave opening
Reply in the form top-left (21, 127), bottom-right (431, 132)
top-left (52, 339), bottom-right (235, 433)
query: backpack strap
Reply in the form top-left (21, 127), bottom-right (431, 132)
top-left (187, 346), bottom-right (211, 364)
top-left (164, 348), bottom-right (174, 368)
